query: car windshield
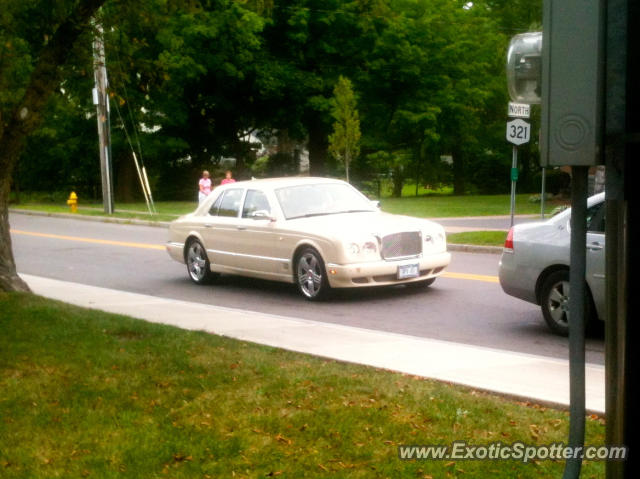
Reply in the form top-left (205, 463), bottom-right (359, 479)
top-left (275, 183), bottom-right (377, 220)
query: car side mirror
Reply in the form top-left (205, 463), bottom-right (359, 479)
top-left (370, 200), bottom-right (381, 209)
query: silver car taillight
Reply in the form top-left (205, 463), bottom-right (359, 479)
top-left (504, 227), bottom-right (514, 251)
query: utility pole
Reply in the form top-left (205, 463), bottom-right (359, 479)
top-left (92, 23), bottom-right (114, 214)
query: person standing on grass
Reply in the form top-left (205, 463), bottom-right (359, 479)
top-left (198, 170), bottom-right (212, 203)
top-left (221, 170), bottom-right (236, 185)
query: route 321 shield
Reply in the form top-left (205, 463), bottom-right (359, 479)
top-left (506, 118), bottom-right (531, 145)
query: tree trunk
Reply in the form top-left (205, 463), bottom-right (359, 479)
top-left (0, 0), bottom-right (106, 292)
top-left (308, 119), bottom-right (328, 176)
top-left (392, 165), bottom-right (404, 198)
top-left (345, 149), bottom-right (350, 183)
top-left (0, 178), bottom-right (30, 292)
top-left (452, 146), bottom-right (466, 195)
top-left (230, 135), bottom-right (255, 180)
top-left (414, 144), bottom-right (422, 197)
top-left (115, 151), bottom-right (139, 202)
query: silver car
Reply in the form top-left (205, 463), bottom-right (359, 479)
top-left (167, 177), bottom-right (451, 300)
top-left (498, 192), bottom-right (605, 335)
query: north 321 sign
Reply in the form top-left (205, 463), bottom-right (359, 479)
top-left (506, 119), bottom-right (531, 145)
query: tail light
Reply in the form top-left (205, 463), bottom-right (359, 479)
top-left (504, 227), bottom-right (514, 251)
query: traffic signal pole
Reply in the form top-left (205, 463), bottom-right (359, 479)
top-left (605, 0), bottom-right (635, 477)
top-left (510, 145), bottom-right (517, 227)
top-left (564, 166), bottom-right (589, 478)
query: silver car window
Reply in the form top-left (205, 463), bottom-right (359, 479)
top-left (208, 193), bottom-right (223, 216)
top-left (587, 202), bottom-right (605, 233)
top-left (275, 183), bottom-right (375, 220)
top-left (217, 189), bottom-right (244, 217)
top-left (242, 189), bottom-right (271, 218)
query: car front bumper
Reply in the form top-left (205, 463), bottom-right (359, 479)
top-left (325, 252), bottom-right (451, 288)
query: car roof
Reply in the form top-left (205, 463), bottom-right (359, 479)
top-left (547, 191), bottom-right (605, 223)
top-left (193, 176), bottom-right (356, 216)
top-left (216, 176), bottom-right (348, 190)
top-left (588, 191), bottom-right (605, 206)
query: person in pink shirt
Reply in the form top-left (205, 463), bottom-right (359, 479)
top-left (220, 170), bottom-right (236, 185)
top-left (198, 170), bottom-right (212, 203)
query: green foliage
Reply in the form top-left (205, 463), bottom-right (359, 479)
top-left (328, 76), bottom-right (361, 182)
top-left (6, 0), bottom-right (543, 199)
top-left (15, 72), bottom-right (100, 198)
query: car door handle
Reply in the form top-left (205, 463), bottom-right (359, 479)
top-left (204, 223), bottom-right (213, 228)
top-left (237, 225), bottom-right (247, 231)
top-left (587, 241), bottom-right (603, 251)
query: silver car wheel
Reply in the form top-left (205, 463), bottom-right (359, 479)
top-left (296, 249), bottom-right (327, 300)
top-left (186, 240), bottom-right (211, 284)
top-left (540, 269), bottom-right (596, 336)
top-left (547, 280), bottom-right (570, 326)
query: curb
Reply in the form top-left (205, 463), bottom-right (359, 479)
top-left (446, 243), bottom-right (504, 255)
top-left (10, 208), bottom-right (504, 255)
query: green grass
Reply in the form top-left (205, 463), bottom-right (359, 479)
top-left (447, 231), bottom-right (508, 247)
top-left (10, 202), bottom-right (194, 223)
top-left (11, 193), bottom-right (562, 223)
top-left (0, 293), bottom-right (607, 478)
top-left (394, 184), bottom-right (454, 197)
top-left (380, 194), bottom-right (563, 218)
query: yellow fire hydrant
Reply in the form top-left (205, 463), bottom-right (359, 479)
top-left (66, 191), bottom-right (78, 213)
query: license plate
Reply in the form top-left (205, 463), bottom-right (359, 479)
top-left (397, 263), bottom-right (419, 279)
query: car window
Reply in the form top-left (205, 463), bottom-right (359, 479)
top-left (587, 202), bottom-right (605, 233)
top-left (208, 193), bottom-right (223, 216)
top-left (275, 183), bottom-right (376, 220)
top-left (217, 189), bottom-right (244, 217)
top-left (242, 189), bottom-right (271, 218)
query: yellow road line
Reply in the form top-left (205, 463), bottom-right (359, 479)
top-left (10, 229), bottom-right (500, 283)
top-left (10, 229), bottom-right (165, 251)
top-left (442, 271), bottom-right (499, 283)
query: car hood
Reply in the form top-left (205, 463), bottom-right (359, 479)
top-left (283, 211), bottom-right (444, 238)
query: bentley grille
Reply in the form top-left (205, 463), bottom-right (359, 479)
top-left (380, 232), bottom-right (422, 260)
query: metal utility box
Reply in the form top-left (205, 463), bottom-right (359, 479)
top-left (540, 0), bottom-right (605, 167)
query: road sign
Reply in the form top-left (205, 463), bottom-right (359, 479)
top-left (508, 102), bottom-right (531, 118)
top-left (506, 118), bottom-right (531, 145)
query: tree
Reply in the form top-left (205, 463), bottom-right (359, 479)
top-left (328, 76), bottom-right (361, 182)
top-left (429, 1), bottom-right (509, 195)
top-left (0, 0), bottom-right (107, 292)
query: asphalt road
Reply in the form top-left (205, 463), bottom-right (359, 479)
top-left (9, 212), bottom-right (604, 364)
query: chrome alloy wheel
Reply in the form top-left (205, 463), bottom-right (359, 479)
top-left (547, 279), bottom-right (570, 328)
top-left (296, 249), bottom-right (327, 300)
top-left (186, 240), bottom-right (211, 284)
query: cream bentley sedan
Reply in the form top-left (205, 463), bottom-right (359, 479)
top-left (166, 177), bottom-right (451, 300)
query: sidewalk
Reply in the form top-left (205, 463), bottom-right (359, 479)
top-left (21, 273), bottom-right (605, 414)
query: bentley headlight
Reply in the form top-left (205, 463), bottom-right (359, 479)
top-left (362, 241), bottom-right (377, 254)
top-left (344, 239), bottom-right (379, 260)
top-left (423, 229), bottom-right (446, 251)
